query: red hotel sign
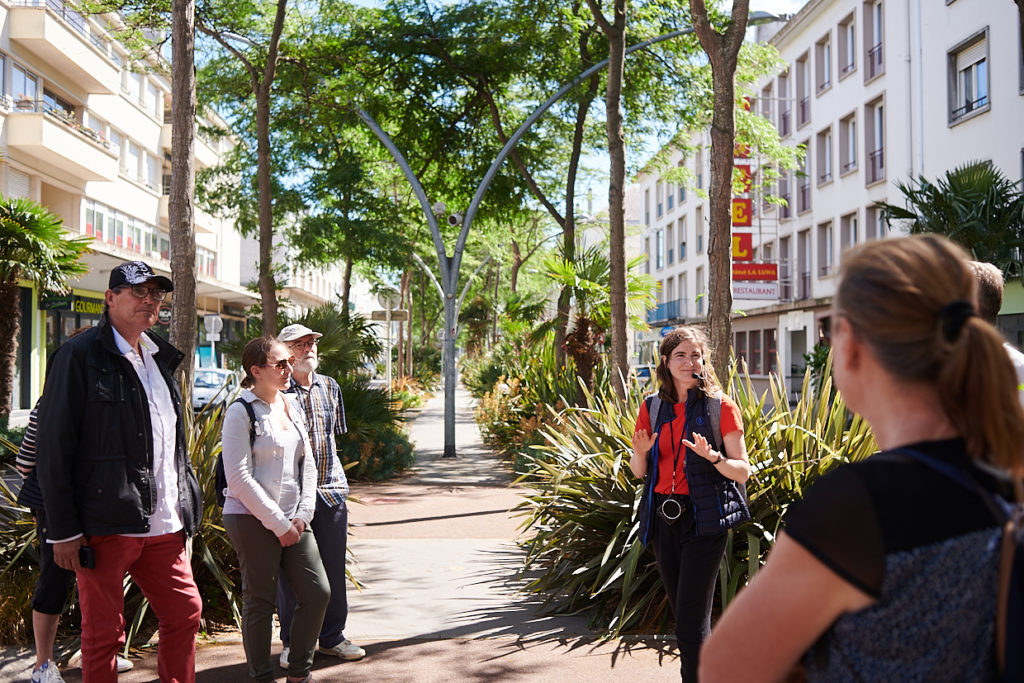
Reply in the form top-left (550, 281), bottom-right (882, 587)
top-left (733, 263), bottom-right (779, 281)
top-left (731, 198), bottom-right (752, 227)
top-left (733, 232), bottom-right (753, 261)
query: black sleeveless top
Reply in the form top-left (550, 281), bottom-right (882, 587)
top-left (784, 438), bottom-right (1009, 681)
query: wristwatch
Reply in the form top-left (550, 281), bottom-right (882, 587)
top-left (710, 451), bottom-right (724, 465)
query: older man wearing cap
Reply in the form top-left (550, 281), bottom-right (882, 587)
top-left (36, 260), bottom-right (203, 683)
top-left (275, 323), bottom-right (365, 668)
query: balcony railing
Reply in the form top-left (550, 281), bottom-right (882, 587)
top-left (798, 183), bottom-right (811, 213)
top-left (819, 171), bottom-right (832, 184)
top-left (10, 98), bottom-right (110, 148)
top-left (14, 0), bottom-right (107, 52)
top-left (780, 110), bottom-right (791, 136)
top-left (817, 78), bottom-right (831, 93)
top-left (842, 158), bottom-right (857, 173)
top-left (868, 148), bottom-right (885, 184)
top-left (841, 61), bottom-right (855, 75)
top-left (779, 193), bottom-right (792, 219)
top-left (647, 298), bottom-right (687, 324)
top-left (867, 43), bottom-right (883, 79)
top-left (951, 95), bottom-right (988, 122)
top-left (798, 97), bottom-right (809, 126)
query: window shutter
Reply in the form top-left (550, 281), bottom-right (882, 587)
top-left (957, 40), bottom-right (986, 70)
top-left (7, 168), bottom-right (30, 198)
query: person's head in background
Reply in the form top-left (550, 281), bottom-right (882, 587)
top-left (833, 235), bottom-right (1024, 475)
top-left (967, 260), bottom-right (1004, 325)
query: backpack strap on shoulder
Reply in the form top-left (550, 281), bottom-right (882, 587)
top-left (648, 394), bottom-right (665, 434)
top-left (230, 397), bottom-right (256, 448)
top-left (707, 391), bottom-right (724, 452)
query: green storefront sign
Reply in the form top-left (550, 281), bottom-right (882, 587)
top-left (40, 294), bottom-right (104, 315)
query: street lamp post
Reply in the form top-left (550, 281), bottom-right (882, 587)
top-left (357, 11), bottom-right (780, 458)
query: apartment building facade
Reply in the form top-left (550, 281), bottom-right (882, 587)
top-left (2, 0), bottom-right (259, 419)
top-left (629, 0), bottom-right (1024, 400)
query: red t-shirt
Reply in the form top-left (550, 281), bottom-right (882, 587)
top-left (635, 395), bottom-right (743, 494)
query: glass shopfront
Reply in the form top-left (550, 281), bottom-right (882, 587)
top-left (43, 293), bottom-right (103, 360)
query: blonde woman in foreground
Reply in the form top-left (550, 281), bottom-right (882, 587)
top-left (700, 234), bottom-right (1024, 681)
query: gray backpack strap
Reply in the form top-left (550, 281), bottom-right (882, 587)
top-left (708, 392), bottom-right (724, 452)
top-left (649, 394), bottom-right (664, 433)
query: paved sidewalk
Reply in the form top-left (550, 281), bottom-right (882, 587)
top-left (1, 386), bottom-right (675, 682)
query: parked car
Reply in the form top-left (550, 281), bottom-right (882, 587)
top-left (193, 368), bottom-right (239, 410)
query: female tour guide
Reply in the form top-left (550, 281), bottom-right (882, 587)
top-left (630, 325), bottom-right (751, 681)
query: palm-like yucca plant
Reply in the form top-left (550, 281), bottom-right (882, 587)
top-left (514, 352), bottom-right (878, 636)
top-left (0, 195), bottom-right (91, 423)
top-left (876, 160), bottom-right (1024, 281)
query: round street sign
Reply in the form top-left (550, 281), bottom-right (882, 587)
top-left (660, 326), bottom-right (673, 337)
top-left (157, 307), bottom-right (172, 325)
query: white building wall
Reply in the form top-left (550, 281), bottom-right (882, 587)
top-left (628, 0), bottom-right (1024, 399)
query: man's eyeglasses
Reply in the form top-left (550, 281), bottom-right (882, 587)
top-left (262, 357), bottom-right (295, 372)
top-left (117, 285), bottom-right (167, 302)
top-left (287, 339), bottom-right (318, 350)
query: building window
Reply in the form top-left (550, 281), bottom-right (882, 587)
top-left (840, 211), bottom-right (859, 253)
top-left (839, 112), bottom-right (857, 174)
top-left (779, 69), bottom-right (791, 137)
top-left (866, 98), bottom-right (885, 185)
top-left (765, 328), bottom-right (778, 373)
top-left (696, 267), bottom-right (705, 316)
top-left (12, 63), bottom-right (38, 102)
top-left (735, 331), bottom-right (748, 370)
top-left (644, 188), bottom-right (651, 225)
top-left (780, 236), bottom-right (792, 300)
top-left (818, 221), bottom-right (834, 276)
top-left (750, 329), bottom-right (763, 375)
top-left (817, 127), bottom-right (833, 185)
top-left (657, 181), bottom-right (664, 218)
top-left (865, 0), bottom-right (884, 81)
top-left (761, 82), bottom-right (773, 121)
top-left (816, 33), bottom-right (832, 93)
top-left (796, 53), bottom-right (811, 128)
top-left (696, 207), bottom-right (704, 253)
top-left (644, 237), bottom-right (651, 274)
top-left (696, 149), bottom-right (704, 189)
top-left (798, 229), bottom-right (811, 299)
top-left (866, 204), bottom-right (886, 240)
top-left (42, 90), bottom-right (75, 118)
top-left (667, 186), bottom-right (675, 211)
top-left (678, 216), bottom-right (687, 261)
top-left (948, 32), bottom-right (989, 124)
top-left (656, 229), bottom-right (664, 270)
top-left (798, 143), bottom-right (811, 213)
top-left (839, 13), bottom-right (856, 77)
top-left (779, 170), bottom-right (792, 220)
top-left (667, 224), bottom-right (674, 265)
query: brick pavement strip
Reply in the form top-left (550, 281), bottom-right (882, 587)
top-left (0, 387), bottom-right (675, 682)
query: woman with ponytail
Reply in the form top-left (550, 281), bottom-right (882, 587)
top-left (701, 235), bottom-right (1024, 681)
top-left (630, 325), bottom-right (751, 681)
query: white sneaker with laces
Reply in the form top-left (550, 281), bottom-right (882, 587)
top-left (279, 647), bottom-right (290, 669)
top-left (31, 661), bottom-right (64, 683)
top-left (116, 655), bottom-right (134, 673)
top-left (318, 639), bottom-right (365, 661)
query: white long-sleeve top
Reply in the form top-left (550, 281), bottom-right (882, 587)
top-left (221, 388), bottom-right (316, 537)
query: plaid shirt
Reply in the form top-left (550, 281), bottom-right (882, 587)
top-left (285, 372), bottom-right (349, 505)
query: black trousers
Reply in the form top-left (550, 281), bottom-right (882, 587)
top-left (650, 496), bottom-right (728, 682)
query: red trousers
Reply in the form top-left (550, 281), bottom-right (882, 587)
top-left (75, 532), bottom-right (202, 683)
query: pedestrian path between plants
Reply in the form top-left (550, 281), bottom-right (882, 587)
top-left (0, 386), bottom-right (675, 682)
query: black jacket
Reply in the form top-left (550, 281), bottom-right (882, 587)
top-left (36, 315), bottom-right (202, 540)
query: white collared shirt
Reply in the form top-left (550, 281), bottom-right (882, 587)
top-left (112, 327), bottom-right (183, 537)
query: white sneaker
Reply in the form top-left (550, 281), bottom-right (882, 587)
top-left (116, 655), bottom-right (134, 673)
top-left (31, 661), bottom-right (64, 683)
top-left (279, 647), bottom-right (290, 669)
top-left (318, 639), bottom-right (365, 661)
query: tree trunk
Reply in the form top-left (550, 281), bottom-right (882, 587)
top-left (0, 279), bottom-right (20, 423)
top-left (256, 91), bottom-right (276, 336)
top-left (690, 0), bottom-right (750, 382)
top-left (341, 253), bottom-right (353, 312)
top-left (170, 0), bottom-right (197, 388)
top-left (510, 239), bottom-right (522, 294)
top-left (606, 0), bottom-right (628, 401)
